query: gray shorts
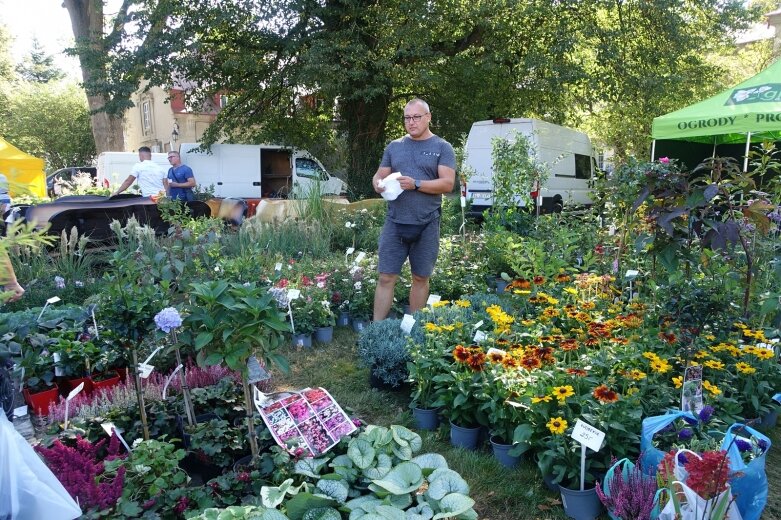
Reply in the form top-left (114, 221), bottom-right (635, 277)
top-left (378, 218), bottom-right (440, 277)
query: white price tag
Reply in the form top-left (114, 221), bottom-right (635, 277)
top-left (67, 382), bottom-right (85, 401)
top-left (473, 330), bottom-right (488, 343)
top-left (287, 288), bottom-right (301, 300)
top-left (486, 347), bottom-right (506, 357)
top-left (346, 247), bottom-right (355, 256)
top-left (400, 314), bottom-right (416, 334)
top-left (473, 320), bottom-right (484, 329)
top-left (426, 294), bottom-right (441, 306)
top-left (570, 419), bottom-right (605, 452)
top-left (460, 196), bottom-right (466, 208)
top-left (274, 262), bottom-right (283, 271)
top-left (138, 363), bottom-right (154, 379)
top-left (46, 296), bottom-right (62, 305)
top-left (625, 269), bottom-right (639, 280)
top-left (13, 405), bottom-right (28, 418)
top-left (101, 422), bottom-right (132, 452)
top-left (354, 252), bottom-right (366, 264)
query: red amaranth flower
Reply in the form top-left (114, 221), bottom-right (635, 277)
top-left (684, 450), bottom-right (730, 500)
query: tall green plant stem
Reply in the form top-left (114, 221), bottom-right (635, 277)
top-left (242, 376), bottom-right (259, 461)
top-left (172, 330), bottom-right (194, 427)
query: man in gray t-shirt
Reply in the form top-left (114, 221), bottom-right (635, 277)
top-left (371, 98), bottom-right (456, 321)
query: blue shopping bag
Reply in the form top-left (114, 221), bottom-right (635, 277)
top-left (639, 410), bottom-right (697, 476)
top-left (721, 423), bottom-right (771, 520)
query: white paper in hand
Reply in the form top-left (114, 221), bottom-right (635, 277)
top-left (379, 172), bottom-right (403, 201)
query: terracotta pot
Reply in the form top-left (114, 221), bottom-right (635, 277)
top-left (23, 384), bottom-right (59, 416)
top-left (90, 371), bottom-right (121, 393)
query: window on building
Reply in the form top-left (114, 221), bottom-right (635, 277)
top-left (141, 100), bottom-right (152, 134)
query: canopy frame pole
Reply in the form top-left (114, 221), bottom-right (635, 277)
top-left (743, 132), bottom-right (752, 172)
top-left (712, 136), bottom-right (717, 158)
top-left (650, 140), bottom-right (656, 161)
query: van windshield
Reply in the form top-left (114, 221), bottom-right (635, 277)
top-left (295, 158), bottom-right (328, 181)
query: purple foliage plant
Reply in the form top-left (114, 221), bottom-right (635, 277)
top-left (596, 458), bottom-right (658, 520)
top-left (35, 434), bottom-right (127, 511)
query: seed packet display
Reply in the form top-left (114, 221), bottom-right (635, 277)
top-left (258, 387), bottom-right (357, 457)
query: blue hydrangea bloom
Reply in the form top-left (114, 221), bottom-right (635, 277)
top-left (154, 307), bottom-right (183, 333)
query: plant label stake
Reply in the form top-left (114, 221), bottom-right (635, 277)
top-left (101, 422), bottom-right (132, 452)
top-left (63, 382), bottom-right (85, 430)
top-left (345, 247), bottom-right (355, 256)
top-left (137, 363), bottom-right (154, 379)
top-left (473, 320), bottom-right (483, 329)
top-left (37, 296), bottom-right (61, 321)
top-left (426, 294), bottom-right (441, 307)
top-left (681, 365), bottom-right (703, 413)
top-left (400, 314), bottom-right (416, 334)
top-left (162, 364), bottom-right (183, 400)
top-left (353, 251), bottom-right (366, 265)
top-left (274, 262), bottom-right (282, 272)
top-left (247, 355), bottom-right (270, 384)
top-left (52, 352), bottom-right (64, 376)
top-left (570, 419), bottom-right (605, 491)
top-left (13, 405), bottom-right (27, 418)
top-left (473, 330), bottom-right (488, 344)
top-left (625, 270), bottom-right (639, 301)
top-left (287, 289), bottom-right (301, 334)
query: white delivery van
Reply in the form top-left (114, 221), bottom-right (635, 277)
top-left (178, 143), bottom-right (345, 199)
top-left (464, 118), bottom-right (594, 216)
top-left (97, 152), bottom-right (170, 190)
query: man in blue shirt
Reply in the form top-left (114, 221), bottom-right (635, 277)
top-left (166, 151), bottom-right (197, 201)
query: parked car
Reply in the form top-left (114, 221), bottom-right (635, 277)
top-left (47, 166), bottom-right (98, 198)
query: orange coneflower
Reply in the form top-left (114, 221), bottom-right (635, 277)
top-left (584, 337), bottom-right (600, 348)
top-left (555, 273), bottom-right (572, 283)
top-left (658, 332), bottom-right (677, 344)
top-left (467, 351), bottom-right (486, 371)
top-left (534, 346), bottom-right (555, 363)
top-left (560, 338), bottom-right (579, 351)
top-left (453, 344), bottom-right (470, 362)
top-left (533, 275), bottom-right (546, 285)
top-left (488, 351), bottom-right (505, 363)
top-left (593, 384), bottom-right (619, 403)
top-left (501, 356), bottom-right (520, 369)
top-left (566, 368), bottom-right (588, 377)
top-left (509, 278), bottom-right (532, 290)
top-left (520, 355), bottom-right (543, 371)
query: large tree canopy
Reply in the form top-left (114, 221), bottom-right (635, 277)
top-left (72, 0), bottom-right (757, 193)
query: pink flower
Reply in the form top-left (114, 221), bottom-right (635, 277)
top-left (659, 157), bottom-right (670, 164)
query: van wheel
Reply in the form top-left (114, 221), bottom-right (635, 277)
top-left (552, 195), bottom-right (564, 213)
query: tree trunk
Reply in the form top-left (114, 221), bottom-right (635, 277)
top-left (342, 94), bottom-right (391, 198)
top-left (63, 0), bottom-right (125, 153)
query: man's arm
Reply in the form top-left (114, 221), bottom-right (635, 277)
top-left (111, 175), bottom-right (136, 197)
top-left (169, 176), bottom-right (196, 188)
top-left (372, 166), bottom-right (392, 194)
top-left (0, 250), bottom-right (24, 302)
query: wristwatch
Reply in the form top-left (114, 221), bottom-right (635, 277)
top-left (414, 179), bottom-right (421, 191)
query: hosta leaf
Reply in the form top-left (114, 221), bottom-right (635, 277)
top-left (372, 462), bottom-right (424, 495)
top-left (260, 478), bottom-right (294, 508)
top-left (363, 426), bottom-right (393, 447)
top-left (388, 493), bottom-right (412, 510)
top-left (373, 505), bottom-right (407, 520)
top-left (345, 495), bottom-right (383, 513)
top-left (406, 503), bottom-right (434, 520)
top-left (294, 458), bottom-right (329, 478)
top-left (410, 453), bottom-right (448, 474)
top-left (348, 438), bottom-right (376, 469)
top-left (284, 493), bottom-right (337, 520)
top-left (426, 469), bottom-right (469, 500)
top-left (431, 494), bottom-right (475, 520)
top-left (302, 507), bottom-right (341, 520)
top-left (315, 479), bottom-right (349, 504)
top-left (391, 425), bottom-right (422, 453)
top-left (364, 453), bottom-right (393, 480)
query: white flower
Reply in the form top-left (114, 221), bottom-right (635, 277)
top-left (320, 300), bottom-right (330, 309)
top-left (345, 221), bottom-right (354, 228)
top-left (54, 276), bottom-right (65, 289)
top-left (317, 281), bottom-right (326, 288)
top-left (74, 280), bottom-right (84, 288)
top-left (214, 266), bottom-right (221, 272)
top-left (354, 281), bottom-right (362, 290)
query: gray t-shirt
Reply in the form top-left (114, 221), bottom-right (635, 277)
top-left (379, 135), bottom-right (456, 224)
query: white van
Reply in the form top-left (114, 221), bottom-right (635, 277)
top-left (464, 118), bottom-right (594, 215)
top-left (178, 143), bottom-right (345, 199)
top-left (97, 152), bottom-right (169, 190)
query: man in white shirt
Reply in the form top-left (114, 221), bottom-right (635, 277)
top-left (111, 146), bottom-right (167, 197)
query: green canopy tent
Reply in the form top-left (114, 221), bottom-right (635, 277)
top-left (651, 58), bottom-right (781, 170)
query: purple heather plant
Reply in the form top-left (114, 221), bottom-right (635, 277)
top-left (596, 459), bottom-right (658, 520)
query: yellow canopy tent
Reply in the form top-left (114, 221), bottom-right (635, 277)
top-left (0, 137), bottom-right (46, 198)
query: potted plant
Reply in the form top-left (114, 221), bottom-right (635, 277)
top-left (49, 329), bottom-right (101, 395)
top-left (431, 344), bottom-right (490, 450)
top-left (406, 327), bottom-right (457, 431)
top-left (289, 295), bottom-right (317, 347)
top-left (185, 418), bottom-right (248, 477)
top-left (185, 280), bottom-right (290, 463)
top-left (357, 319), bottom-right (419, 390)
top-left (17, 332), bottom-right (60, 415)
top-left (347, 277), bottom-right (375, 331)
top-left (309, 287), bottom-right (336, 343)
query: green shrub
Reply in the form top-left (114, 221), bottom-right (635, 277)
top-left (357, 319), bottom-right (422, 388)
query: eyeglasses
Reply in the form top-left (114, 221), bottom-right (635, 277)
top-left (167, 156), bottom-right (177, 160)
top-left (403, 113), bottom-right (428, 123)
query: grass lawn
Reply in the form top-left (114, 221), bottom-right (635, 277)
top-left (270, 327), bottom-right (781, 520)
